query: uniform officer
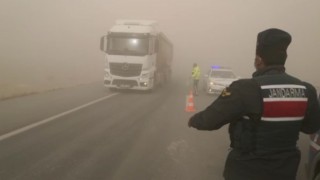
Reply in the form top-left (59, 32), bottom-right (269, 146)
top-left (188, 28), bottom-right (320, 180)
top-left (191, 63), bottom-right (201, 96)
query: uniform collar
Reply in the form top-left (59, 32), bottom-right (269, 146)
top-left (252, 65), bottom-right (285, 77)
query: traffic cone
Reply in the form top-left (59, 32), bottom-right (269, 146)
top-left (185, 90), bottom-right (196, 112)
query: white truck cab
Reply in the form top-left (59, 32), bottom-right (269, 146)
top-left (100, 20), bottom-right (173, 91)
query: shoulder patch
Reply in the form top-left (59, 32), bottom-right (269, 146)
top-left (221, 88), bottom-right (231, 97)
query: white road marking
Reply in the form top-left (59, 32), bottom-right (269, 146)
top-left (167, 139), bottom-right (192, 164)
top-left (0, 93), bottom-right (119, 142)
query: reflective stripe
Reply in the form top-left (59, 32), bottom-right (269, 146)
top-left (261, 84), bottom-right (306, 89)
top-left (263, 98), bottom-right (307, 102)
top-left (314, 134), bottom-right (319, 143)
top-left (261, 117), bottom-right (304, 122)
top-left (243, 116), bottom-right (304, 121)
top-left (310, 141), bottom-right (320, 151)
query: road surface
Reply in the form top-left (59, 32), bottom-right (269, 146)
top-left (0, 80), bottom-right (310, 180)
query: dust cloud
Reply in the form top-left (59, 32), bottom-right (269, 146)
top-left (0, 0), bottom-right (319, 99)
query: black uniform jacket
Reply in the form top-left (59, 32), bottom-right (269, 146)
top-left (188, 66), bottom-right (320, 180)
top-left (189, 66), bottom-right (320, 134)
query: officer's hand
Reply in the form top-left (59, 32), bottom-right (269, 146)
top-left (188, 118), bottom-right (194, 128)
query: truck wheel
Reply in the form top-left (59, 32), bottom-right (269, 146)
top-left (156, 73), bottom-right (163, 88)
top-left (146, 80), bottom-right (155, 93)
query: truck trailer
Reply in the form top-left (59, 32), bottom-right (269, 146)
top-left (100, 20), bottom-right (173, 91)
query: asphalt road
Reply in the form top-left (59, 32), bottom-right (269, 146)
top-left (0, 80), bottom-right (310, 180)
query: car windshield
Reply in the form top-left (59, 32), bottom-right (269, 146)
top-left (210, 70), bottom-right (236, 78)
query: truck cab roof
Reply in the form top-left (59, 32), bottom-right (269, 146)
top-left (110, 20), bottom-right (158, 34)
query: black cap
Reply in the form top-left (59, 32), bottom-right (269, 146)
top-left (256, 28), bottom-right (292, 65)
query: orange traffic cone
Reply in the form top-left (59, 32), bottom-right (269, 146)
top-left (185, 90), bottom-right (196, 112)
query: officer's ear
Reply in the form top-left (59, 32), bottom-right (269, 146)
top-left (254, 55), bottom-right (265, 70)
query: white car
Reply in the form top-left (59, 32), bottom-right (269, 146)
top-left (203, 66), bottom-right (239, 95)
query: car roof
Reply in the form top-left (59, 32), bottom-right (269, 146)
top-left (210, 68), bottom-right (232, 71)
top-left (209, 67), bottom-right (233, 72)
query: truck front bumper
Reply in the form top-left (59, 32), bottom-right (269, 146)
top-left (104, 77), bottom-right (153, 90)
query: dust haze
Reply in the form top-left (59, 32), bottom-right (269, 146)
top-left (1, 0), bottom-right (319, 99)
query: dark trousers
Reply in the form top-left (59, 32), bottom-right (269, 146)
top-left (193, 79), bottom-right (199, 94)
top-left (223, 149), bottom-right (300, 180)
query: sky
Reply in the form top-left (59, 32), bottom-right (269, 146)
top-left (0, 0), bottom-right (319, 97)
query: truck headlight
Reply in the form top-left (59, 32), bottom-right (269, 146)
top-left (140, 72), bottom-right (150, 80)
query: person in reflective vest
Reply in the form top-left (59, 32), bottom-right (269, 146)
top-left (188, 28), bottom-right (320, 180)
top-left (191, 63), bottom-right (201, 96)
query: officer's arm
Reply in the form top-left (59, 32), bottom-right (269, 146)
top-left (188, 81), bottom-right (245, 130)
top-left (300, 83), bottom-right (320, 134)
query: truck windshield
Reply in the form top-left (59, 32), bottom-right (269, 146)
top-left (107, 36), bottom-right (149, 56)
top-left (210, 71), bottom-right (236, 78)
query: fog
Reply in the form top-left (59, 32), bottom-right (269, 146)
top-left (1, 0), bottom-right (319, 99)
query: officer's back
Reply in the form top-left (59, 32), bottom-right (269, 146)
top-left (189, 28), bottom-right (320, 180)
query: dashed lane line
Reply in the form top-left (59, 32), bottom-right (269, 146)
top-left (0, 93), bottom-right (119, 142)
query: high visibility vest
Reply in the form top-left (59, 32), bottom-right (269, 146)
top-left (192, 66), bottom-right (201, 80)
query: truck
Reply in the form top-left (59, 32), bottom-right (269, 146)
top-left (100, 20), bottom-right (173, 91)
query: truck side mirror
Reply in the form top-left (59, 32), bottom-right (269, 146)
top-left (100, 35), bottom-right (108, 52)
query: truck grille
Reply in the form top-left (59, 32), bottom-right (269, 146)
top-left (110, 63), bottom-right (142, 77)
top-left (112, 79), bottom-right (138, 87)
